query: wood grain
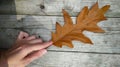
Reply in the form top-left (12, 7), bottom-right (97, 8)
top-left (0, 28), bottom-right (120, 53)
top-left (0, 15), bottom-right (120, 28)
top-left (27, 51), bottom-right (120, 67)
top-left (0, 0), bottom-right (120, 17)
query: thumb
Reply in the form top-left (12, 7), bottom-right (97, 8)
top-left (23, 49), bottom-right (47, 65)
top-left (19, 41), bottom-right (53, 58)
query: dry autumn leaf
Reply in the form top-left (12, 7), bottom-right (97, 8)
top-left (52, 2), bottom-right (110, 48)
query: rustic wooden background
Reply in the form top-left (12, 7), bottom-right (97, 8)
top-left (0, 0), bottom-right (120, 67)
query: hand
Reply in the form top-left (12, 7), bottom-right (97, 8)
top-left (0, 31), bottom-right (53, 67)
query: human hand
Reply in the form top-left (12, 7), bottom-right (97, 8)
top-left (0, 31), bottom-right (53, 67)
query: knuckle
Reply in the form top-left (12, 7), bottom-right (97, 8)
top-left (19, 45), bottom-right (28, 53)
top-left (30, 36), bottom-right (36, 39)
top-left (39, 39), bottom-right (43, 43)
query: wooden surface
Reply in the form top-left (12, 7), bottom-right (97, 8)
top-left (0, 0), bottom-right (120, 67)
top-left (0, 0), bottom-right (120, 17)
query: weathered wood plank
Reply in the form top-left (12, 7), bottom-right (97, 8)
top-left (0, 29), bottom-right (19, 48)
top-left (26, 51), bottom-right (120, 67)
top-left (0, 15), bottom-right (120, 29)
top-left (0, 28), bottom-right (120, 53)
top-left (0, 0), bottom-right (120, 17)
top-left (0, 15), bottom-right (120, 53)
top-left (43, 0), bottom-right (120, 17)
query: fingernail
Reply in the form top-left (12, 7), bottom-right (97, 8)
top-left (49, 41), bottom-right (53, 44)
top-left (44, 49), bottom-right (47, 53)
top-left (42, 49), bottom-right (47, 54)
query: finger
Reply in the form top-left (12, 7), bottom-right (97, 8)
top-left (6, 46), bottom-right (22, 56)
top-left (28, 41), bottom-right (52, 51)
top-left (28, 39), bottom-right (43, 44)
top-left (21, 41), bottom-right (52, 57)
top-left (23, 49), bottom-right (47, 65)
top-left (25, 35), bottom-right (36, 40)
top-left (17, 31), bottom-right (29, 40)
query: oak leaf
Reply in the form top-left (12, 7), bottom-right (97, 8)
top-left (51, 2), bottom-right (110, 48)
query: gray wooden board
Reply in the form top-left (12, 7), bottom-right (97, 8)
top-left (0, 15), bottom-right (120, 54)
top-left (0, 0), bottom-right (120, 17)
top-left (0, 28), bottom-right (120, 54)
top-left (26, 51), bottom-right (120, 67)
top-left (0, 15), bottom-right (120, 28)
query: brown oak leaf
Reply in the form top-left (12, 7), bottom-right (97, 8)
top-left (51, 2), bottom-right (110, 48)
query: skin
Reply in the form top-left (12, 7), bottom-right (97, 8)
top-left (0, 31), bottom-right (53, 67)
